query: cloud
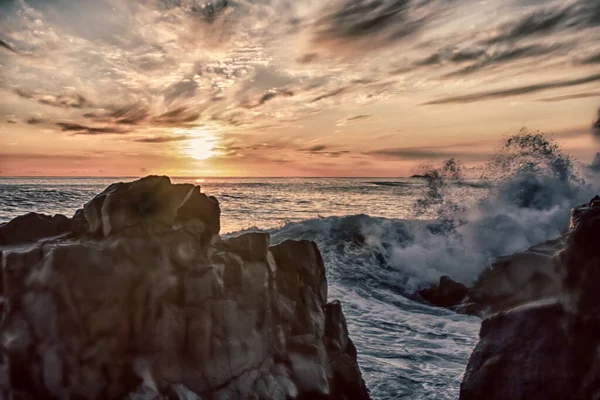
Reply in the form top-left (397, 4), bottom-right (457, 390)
top-left (365, 146), bottom-right (491, 161)
top-left (297, 144), bottom-right (350, 157)
top-left (443, 43), bottom-right (568, 77)
top-left (111, 105), bottom-right (150, 125)
top-left (299, 144), bottom-right (327, 152)
top-left (134, 135), bottom-right (191, 143)
top-left (485, 1), bottom-right (600, 45)
top-left (152, 107), bottom-right (201, 125)
top-left (486, 8), bottom-right (570, 44)
top-left (26, 117), bottom-right (45, 125)
top-left (346, 114), bottom-right (371, 122)
top-left (423, 73), bottom-right (600, 105)
top-left (311, 0), bottom-right (436, 53)
top-left (594, 108), bottom-right (600, 140)
top-left (15, 89), bottom-right (93, 109)
top-left (537, 92), bottom-right (600, 102)
top-left (0, 39), bottom-right (17, 53)
top-left (581, 52), bottom-right (600, 64)
top-left (56, 122), bottom-right (128, 135)
top-left (311, 87), bottom-right (348, 103)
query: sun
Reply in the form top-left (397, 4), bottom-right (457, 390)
top-left (187, 136), bottom-right (215, 160)
top-left (175, 128), bottom-right (218, 161)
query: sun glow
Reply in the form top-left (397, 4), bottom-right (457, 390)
top-left (187, 137), bottom-right (215, 160)
top-left (177, 128), bottom-right (219, 161)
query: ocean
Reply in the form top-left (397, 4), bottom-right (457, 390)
top-left (0, 167), bottom-right (596, 399)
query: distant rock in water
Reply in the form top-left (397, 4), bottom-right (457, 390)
top-left (419, 276), bottom-right (468, 308)
top-left (0, 176), bottom-right (371, 400)
top-left (460, 201), bottom-right (600, 400)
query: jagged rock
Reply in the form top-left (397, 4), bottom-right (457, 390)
top-left (459, 202), bottom-right (600, 400)
top-left (0, 212), bottom-right (71, 245)
top-left (418, 238), bottom-right (563, 316)
top-left (466, 238), bottom-right (562, 315)
top-left (74, 175), bottom-right (220, 239)
top-left (0, 176), bottom-right (370, 400)
top-left (419, 276), bottom-right (468, 308)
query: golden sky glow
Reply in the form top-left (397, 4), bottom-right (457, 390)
top-left (0, 0), bottom-right (599, 177)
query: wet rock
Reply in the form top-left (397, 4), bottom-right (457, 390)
top-left (460, 201), bottom-right (600, 400)
top-left (0, 212), bottom-right (70, 245)
top-left (0, 176), bottom-right (370, 400)
top-left (419, 276), bottom-right (469, 308)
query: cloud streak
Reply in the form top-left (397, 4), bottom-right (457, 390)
top-left (424, 73), bottom-right (600, 105)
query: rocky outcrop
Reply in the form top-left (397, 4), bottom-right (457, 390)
top-left (459, 205), bottom-right (600, 400)
top-left (0, 176), bottom-right (370, 400)
top-left (0, 212), bottom-right (71, 245)
top-left (419, 237), bottom-right (563, 316)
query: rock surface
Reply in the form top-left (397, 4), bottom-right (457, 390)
top-left (0, 176), bottom-right (370, 400)
top-left (0, 212), bottom-right (71, 245)
top-left (460, 204), bottom-right (600, 400)
top-left (419, 237), bottom-right (564, 317)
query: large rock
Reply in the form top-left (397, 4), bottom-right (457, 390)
top-left (419, 238), bottom-right (563, 316)
top-left (0, 212), bottom-right (71, 245)
top-left (0, 176), bottom-right (370, 400)
top-left (73, 175), bottom-right (220, 239)
top-left (459, 204), bottom-right (600, 400)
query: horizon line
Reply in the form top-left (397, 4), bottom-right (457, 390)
top-left (0, 175), bottom-right (424, 179)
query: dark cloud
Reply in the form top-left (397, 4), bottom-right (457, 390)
top-left (299, 144), bottom-right (327, 152)
top-left (15, 89), bottom-right (93, 109)
top-left (311, 87), bottom-right (347, 103)
top-left (312, 0), bottom-right (430, 52)
top-left (134, 135), bottom-right (191, 143)
top-left (415, 53), bottom-right (441, 66)
top-left (443, 43), bottom-right (567, 77)
top-left (0, 39), bottom-right (17, 53)
top-left (365, 147), bottom-right (490, 161)
top-left (152, 106), bottom-right (200, 125)
top-left (594, 108), bottom-right (600, 140)
top-left (537, 92), bottom-right (600, 102)
top-left (581, 52), bottom-right (600, 64)
top-left (298, 53), bottom-right (319, 64)
top-left (26, 117), bottom-right (45, 125)
top-left (297, 144), bottom-right (350, 157)
top-left (486, 1), bottom-right (600, 44)
top-left (111, 105), bottom-right (150, 125)
top-left (424, 73), bottom-right (600, 105)
top-left (164, 80), bottom-right (198, 104)
top-left (259, 89), bottom-right (294, 105)
top-left (56, 122), bottom-right (128, 135)
top-left (346, 114), bottom-right (371, 122)
top-left (487, 8), bottom-right (569, 44)
top-left (244, 89), bottom-right (295, 109)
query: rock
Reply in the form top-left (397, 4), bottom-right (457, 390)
top-left (75, 175), bottom-right (220, 239)
top-left (0, 212), bottom-right (71, 245)
top-left (460, 301), bottom-right (580, 400)
top-left (459, 201), bottom-right (600, 400)
top-left (0, 176), bottom-right (370, 400)
top-left (419, 276), bottom-right (468, 308)
top-left (466, 239), bottom-right (562, 315)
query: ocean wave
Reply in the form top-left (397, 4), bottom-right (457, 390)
top-left (237, 133), bottom-right (600, 297)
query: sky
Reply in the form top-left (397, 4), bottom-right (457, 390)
top-left (0, 0), bottom-right (599, 177)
